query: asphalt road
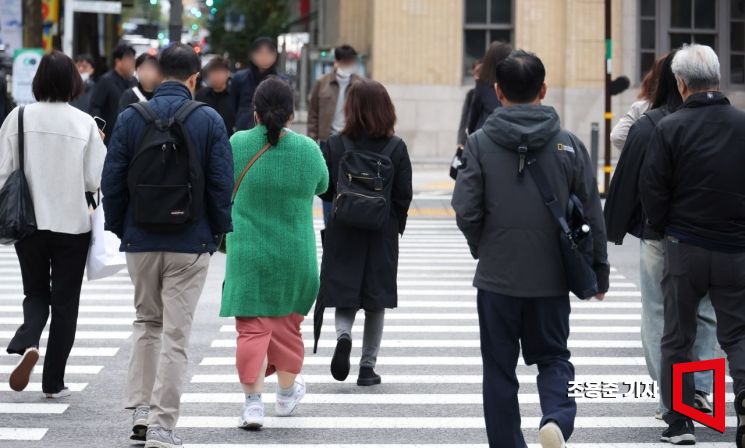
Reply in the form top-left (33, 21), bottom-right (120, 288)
top-left (0, 187), bottom-right (736, 448)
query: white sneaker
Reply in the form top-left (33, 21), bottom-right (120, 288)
top-left (9, 347), bottom-right (39, 391)
top-left (239, 401), bottom-right (264, 430)
top-left (538, 421), bottom-right (567, 448)
top-left (275, 377), bottom-right (306, 417)
top-left (44, 387), bottom-right (71, 399)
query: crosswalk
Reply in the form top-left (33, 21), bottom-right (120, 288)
top-left (0, 243), bottom-right (133, 443)
top-left (0, 218), bottom-right (736, 446)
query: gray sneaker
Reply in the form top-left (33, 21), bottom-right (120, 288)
top-left (130, 406), bottom-right (149, 441)
top-left (144, 425), bottom-right (182, 448)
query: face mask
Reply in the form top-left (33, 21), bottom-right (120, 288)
top-left (337, 65), bottom-right (358, 78)
top-left (80, 72), bottom-right (90, 82)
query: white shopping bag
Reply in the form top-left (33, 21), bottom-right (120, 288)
top-left (86, 205), bottom-right (126, 281)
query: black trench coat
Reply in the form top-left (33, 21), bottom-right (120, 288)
top-left (318, 133), bottom-right (413, 311)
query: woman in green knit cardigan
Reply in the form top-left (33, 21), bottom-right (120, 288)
top-left (220, 77), bottom-right (328, 429)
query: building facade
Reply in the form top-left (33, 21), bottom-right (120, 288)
top-left (315, 0), bottom-right (745, 161)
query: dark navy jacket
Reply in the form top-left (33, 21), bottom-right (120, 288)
top-left (102, 81), bottom-right (234, 253)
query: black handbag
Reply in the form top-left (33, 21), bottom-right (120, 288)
top-left (525, 151), bottom-right (598, 300)
top-left (0, 106), bottom-right (37, 245)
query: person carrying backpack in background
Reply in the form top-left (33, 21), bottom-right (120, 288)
top-left (102, 43), bottom-right (233, 448)
top-left (317, 79), bottom-right (413, 386)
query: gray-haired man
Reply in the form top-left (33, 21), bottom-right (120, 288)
top-left (641, 43), bottom-right (745, 447)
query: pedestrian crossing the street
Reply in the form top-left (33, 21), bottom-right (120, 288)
top-left (0, 219), bottom-right (735, 446)
top-left (0, 243), bottom-right (135, 443)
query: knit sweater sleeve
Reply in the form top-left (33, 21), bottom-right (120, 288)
top-left (310, 139), bottom-right (329, 196)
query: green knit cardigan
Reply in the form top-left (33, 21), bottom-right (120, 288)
top-left (220, 125), bottom-right (329, 318)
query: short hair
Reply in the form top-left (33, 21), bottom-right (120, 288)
top-left (480, 41), bottom-right (513, 85)
top-left (335, 45), bottom-right (358, 62)
top-left (495, 50), bottom-right (546, 104)
top-left (112, 44), bottom-right (136, 61)
top-left (135, 53), bottom-right (158, 69)
top-left (158, 43), bottom-right (201, 81)
top-left (251, 37), bottom-right (278, 55)
top-left (32, 51), bottom-right (84, 102)
top-left (671, 44), bottom-right (720, 91)
top-left (342, 79), bottom-right (397, 140)
top-left (75, 53), bottom-right (94, 66)
top-left (203, 56), bottom-right (230, 74)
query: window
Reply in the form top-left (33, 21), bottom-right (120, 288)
top-left (463, 0), bottom-right (513, 78)
top-left (640, 0), bottom-right (657, 78)
top-left (732, 0), bottom-right (745, 84)
top-left (638, 0), bottom-right (744, 87)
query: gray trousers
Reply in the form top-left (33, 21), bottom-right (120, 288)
top-left (639, 239), bottom-right (717, 413)
top-left (335, 308), bottom-right (385, 368)
top-left (660, 238), bottom-right (745, 425)
top-left (125, 252), bottom-right (210, 430)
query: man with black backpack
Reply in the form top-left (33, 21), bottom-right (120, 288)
top-left (452, 50), bottom-right (609, 448)
top-left (102, 43), bottom-right (233, 448)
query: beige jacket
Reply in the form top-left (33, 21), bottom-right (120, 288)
top-left (307, 71), bottom-right (360, 141)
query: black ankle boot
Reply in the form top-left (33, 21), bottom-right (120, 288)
top-left (357, 366), bottom-right (381, 386)
top-left (330, 334), bottom-right (352, 381)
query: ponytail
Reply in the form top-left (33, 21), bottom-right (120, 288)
top-left (253, 76), bottom-right (294, 146)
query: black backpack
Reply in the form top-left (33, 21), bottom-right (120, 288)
top-left (331, 136), bottom-right (400, 230)
top-left (127, 101), bottom-right (206, 232)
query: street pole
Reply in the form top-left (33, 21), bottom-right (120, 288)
top-left (169, 0), bottom-right (183, 45)
top-left (23, 0), bottom-right (43, 48)
top-left (603, 0), bottom-right (612, 193)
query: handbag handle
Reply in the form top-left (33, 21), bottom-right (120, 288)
top-left (17, 106), bottom-right (24, 171)
top-left (231, 132), bottom-right (286, 201)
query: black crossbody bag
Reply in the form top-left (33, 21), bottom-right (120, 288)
top-left (0, 106), bottom-right (37, 244)
top-left (524, 146), bottom-right (598, 300)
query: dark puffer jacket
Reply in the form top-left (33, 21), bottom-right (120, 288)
top-left (102, 81), bottom-right (234, 253)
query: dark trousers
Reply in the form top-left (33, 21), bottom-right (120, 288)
top-left (661, 237), bottom-right (745, 425)
top-left (7, 230), bottom-right (90, 393)
top-left (477, 289), bottom-right (576, 448)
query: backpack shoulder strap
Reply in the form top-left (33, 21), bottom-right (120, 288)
top-left (173, 100), bottom-right (207, 124)
top-left (380, 135), bottom-right (402, 158)
top-left (129, 102), bottom-right (159, 124)
top-left (642, 108), bottom-right (666, 127)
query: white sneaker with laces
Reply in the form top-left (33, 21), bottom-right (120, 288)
top-left (44, 387), bottom-right (71, 399)
top-left (538, 421), bottom-right (567, 448)
top-left (239, 401), bottom-right (264, 430)
top-left (275, 376), bottom-right (306, 417)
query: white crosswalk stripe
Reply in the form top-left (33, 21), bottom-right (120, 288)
top-left (0, 245), bottom-right (135, 442)
top-left (172, 219), bottom-right (729, 447)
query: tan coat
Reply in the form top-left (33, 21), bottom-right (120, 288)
top-left (307, 71), bottom-right (360, 141)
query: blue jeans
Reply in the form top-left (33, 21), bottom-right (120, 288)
top-left (477, 290), bottom-right (575, 448)
top-left (322, 201), bottom-right (333, 226)
top-left (639, 239), bottom-right (718, 412)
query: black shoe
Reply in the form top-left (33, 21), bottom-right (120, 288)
top-left (660, 419), bottom-right (696, 445)
top-left (357, 366), bottom-right (381, 386)
top-left (735, 389), bottom-right (745, 448)
top-left (694, 390), bottom-right (712, 414)
top-left (330, 334), bottom-right (352, 381)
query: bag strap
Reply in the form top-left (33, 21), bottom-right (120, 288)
top-left (525, 157), bottom-right (573, 238)
top-left (173, 100), bottom-right (206, 124)
top-left (132, 86), bottom-right (147, 102)
top-left (17, 106), bottom-right (24, 170)
top-left (231, 132), bottom-right (287, 201)
top-left (130, 102), bottom-right (159, 124)
top-left (381, 136), bottom-right (401, 158)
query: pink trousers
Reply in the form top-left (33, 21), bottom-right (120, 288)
top-left (235, 314), bottom-right (305, 384)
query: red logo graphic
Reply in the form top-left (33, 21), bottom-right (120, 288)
top-left (672, 358), bottom-right (726, 433)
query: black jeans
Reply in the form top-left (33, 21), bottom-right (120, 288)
top-left (7, 230), bottom-right (91, 393)
top-left (477, 289), bottom-right (576, 448)
top-left (661, 237), bottom-right (745, 425)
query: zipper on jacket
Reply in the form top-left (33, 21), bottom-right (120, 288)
top-left (517, 144), bottom-right (528, 177)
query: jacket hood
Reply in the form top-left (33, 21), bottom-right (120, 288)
top-left (481, 104), bottom-right (561, 152)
